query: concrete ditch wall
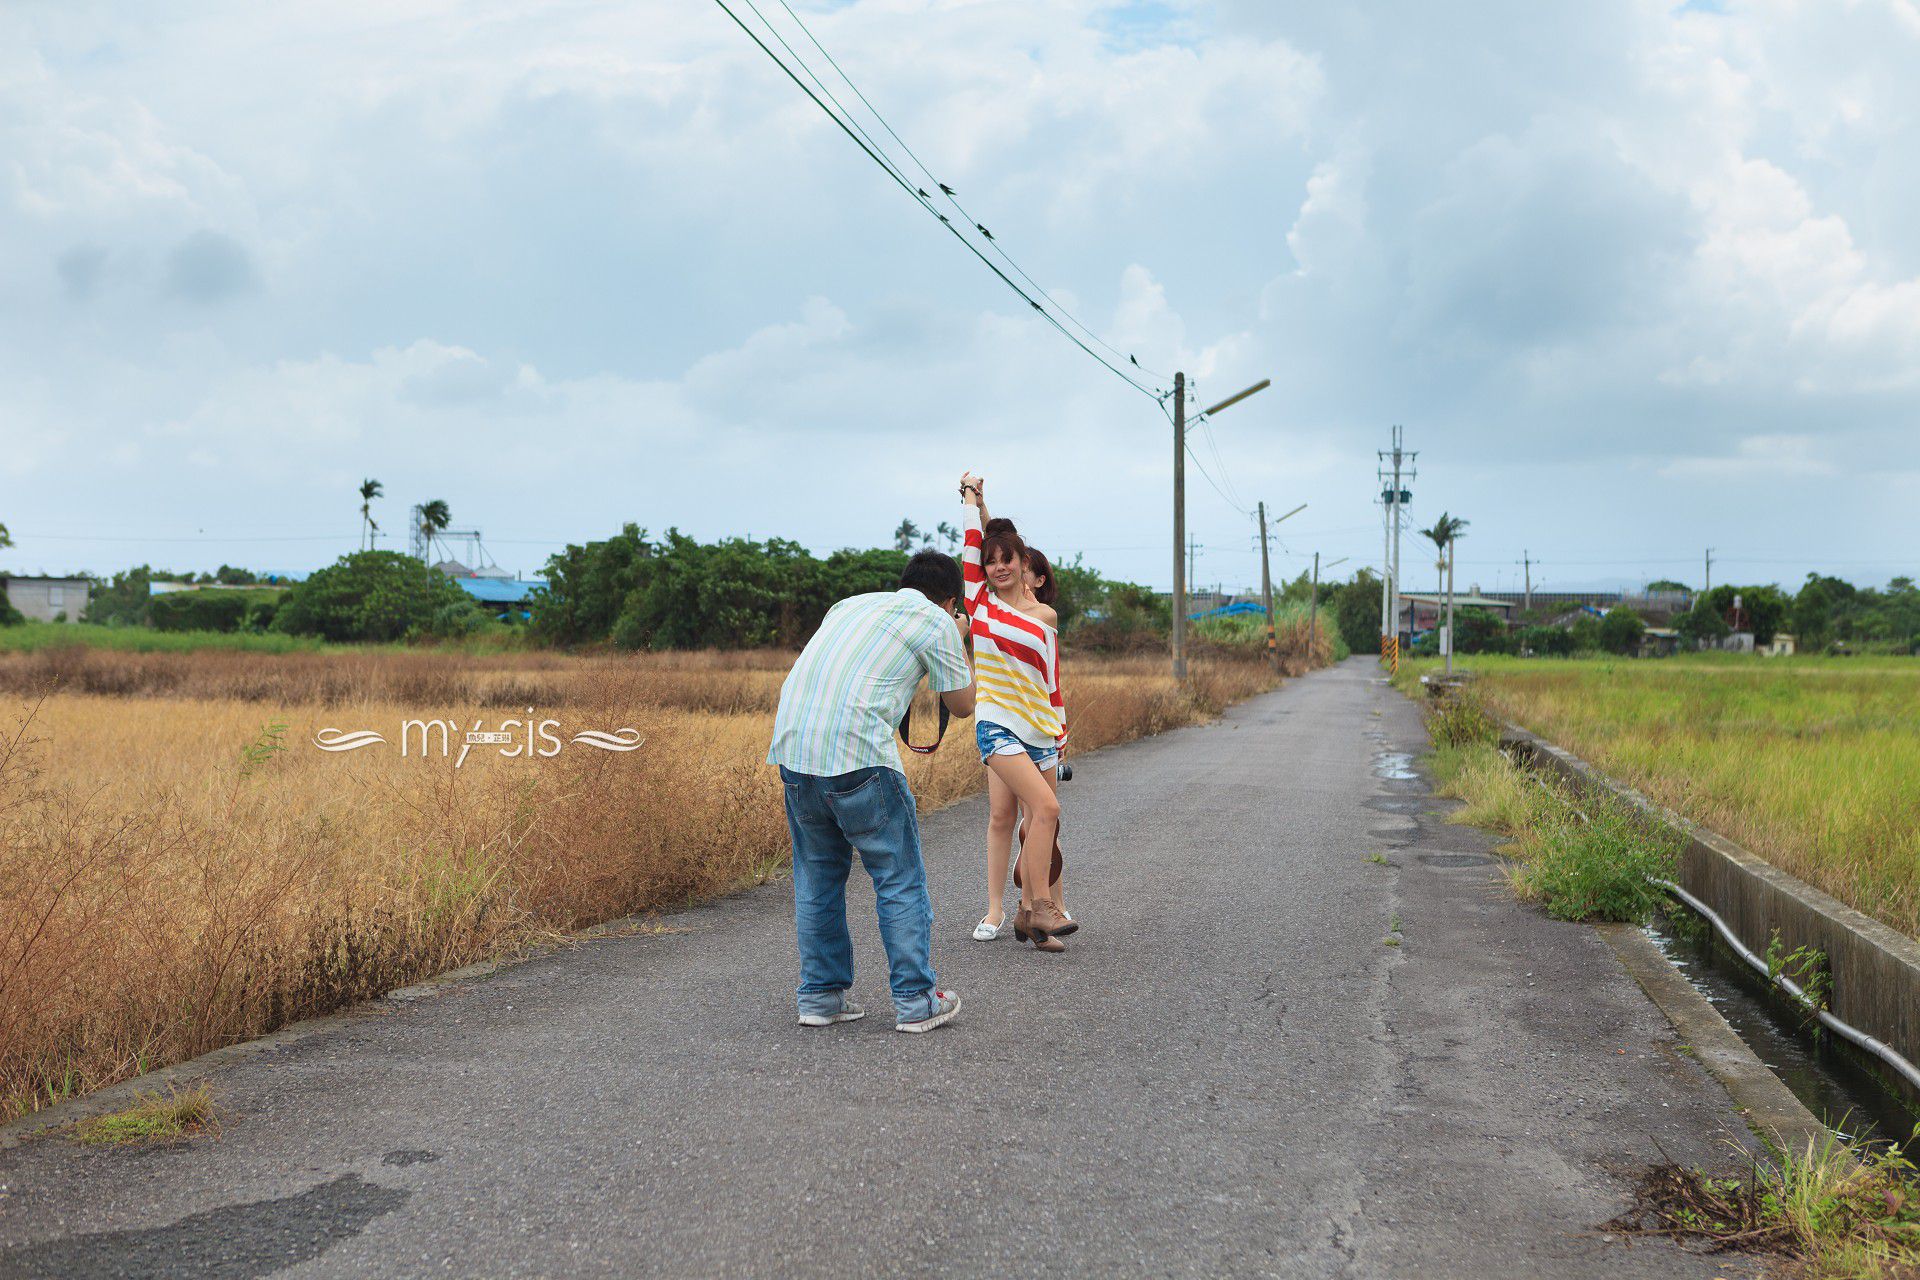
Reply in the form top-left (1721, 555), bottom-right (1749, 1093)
top-left (1501, 723), bottom-right (1920, 1109)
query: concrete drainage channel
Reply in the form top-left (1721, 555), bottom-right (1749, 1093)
top-left (1641, 909), bottom-right (1916, 1143)
top-left (1497, 723), bottom-right (1920, 1145)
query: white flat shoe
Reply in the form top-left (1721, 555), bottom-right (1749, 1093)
top-left (972, 915), bottom-right (1006, 941)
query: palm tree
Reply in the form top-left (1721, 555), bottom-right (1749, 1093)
top-left (935, 521), bottom-right (960, 553)
top-left (893, 518), bottom-right (921, 553)
top-left (358, 478), bottom-right (383, 551)
top-left (0, 521), bottom-right (12, 552)
top-left (1419, 512), bottom-right (1470, 672)
top-left (1420, 514), bottom-right (1467, 594)
top-left (419, 499), bottom-right (451, 561)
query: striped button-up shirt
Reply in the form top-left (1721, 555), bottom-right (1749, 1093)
top-left (768, 588), bottom-right (972, 777)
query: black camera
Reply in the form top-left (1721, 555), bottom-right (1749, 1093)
top-left (1057, 761), bottom-right (1073, 782)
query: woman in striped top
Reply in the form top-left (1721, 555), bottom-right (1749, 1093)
top-left (959, 473), bottom-right (1076, 950)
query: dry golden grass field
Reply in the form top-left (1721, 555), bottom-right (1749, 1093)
top-left (0, 642), bottom-right (1314, 1120)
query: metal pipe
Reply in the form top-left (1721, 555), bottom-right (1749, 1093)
top-left (1652, 877), bottom-right (1920, 1095)
top-left (1515, 767), bottom-right (1920, 1095)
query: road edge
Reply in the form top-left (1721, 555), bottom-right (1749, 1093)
top-left (1596, 921), bottom-right (1829, 1157)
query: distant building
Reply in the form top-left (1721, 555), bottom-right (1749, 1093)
top-left (1476, 587), bottom-right (1693, 621)
top-left (1639, 627), bottom-right (1682, 658)
top-left (1762, 633), bottom-right (1797, 658)
top-left (1396, 593), bottom-right (1517, 636)
top-left (4, 575), bottom-right (91, 623)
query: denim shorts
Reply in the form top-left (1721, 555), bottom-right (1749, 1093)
top-left (976, 720), bottom-right (1059, 772)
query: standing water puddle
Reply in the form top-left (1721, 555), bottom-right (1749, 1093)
top-left (1646, 912), bottom-right (1917, 1144)
top-left (1372, 751), bottom-right (1419, 781)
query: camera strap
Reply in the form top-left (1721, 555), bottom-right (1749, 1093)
top-left (899, 699), bottom-right (950, 755)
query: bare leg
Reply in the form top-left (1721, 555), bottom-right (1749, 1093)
top-left (1014, 767), bottom-right (1063, 906)
top-left (983, 769), bottom-right (1017, 927)
top-left (1042, 765), bottom-right (1063, 911)
top-left (985, 753), bottom-right (1060, 912)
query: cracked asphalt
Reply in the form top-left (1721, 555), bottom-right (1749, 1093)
top-left (0, 657), bottom-right (1759, 1278)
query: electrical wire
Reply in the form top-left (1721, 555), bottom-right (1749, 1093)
top-left (1185, 442), bottom-right (1251, 516)
top-left (713, 0), bottom-right (1165, 402)
top-left (765, 0), bottom-right (1172, 383)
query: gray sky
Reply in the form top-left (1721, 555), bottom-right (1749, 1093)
top-left (4, 0), bottom-right (1917, 595)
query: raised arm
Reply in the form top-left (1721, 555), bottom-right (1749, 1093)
top-left (959, 472), bottom-right (988, 618)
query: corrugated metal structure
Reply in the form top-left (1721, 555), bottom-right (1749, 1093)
top-left (452, 578), bottom-right (543, 607)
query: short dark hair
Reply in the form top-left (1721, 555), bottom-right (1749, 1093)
top-left (900, 549), bottom-right (963, 608)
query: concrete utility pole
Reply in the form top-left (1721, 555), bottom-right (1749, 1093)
top-left (1309, 555), bottom-right (1349, 655)
top-left (1309, 551), bottom-right (1319, 656)
top-left (1258, 502), bottom-right (1275, 670)
top-left (1253, 501), bottom-right (1306, 670)
top-left (1444, 539), bottom-right (1459, 677)
top-left (1376, 425), bottom-right (1416, 647)
top-left (1704, 547), bottom-right (1714, 595)
top-left (1172, 371), bottom-right (1187, 680)
top-left (1523, 550), bottom-right (1533, 614)
top-left (1169, 372), bottom-right (1270, 681)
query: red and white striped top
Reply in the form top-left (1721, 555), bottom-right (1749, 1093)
top-left (963, 505), bottom-right (1066, 749)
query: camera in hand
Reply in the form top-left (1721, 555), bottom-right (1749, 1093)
top-left (1057, 761), bottom-right (1073, 782)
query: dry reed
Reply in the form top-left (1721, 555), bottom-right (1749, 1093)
top-left (0, 650), bottom-right (1280, 1118)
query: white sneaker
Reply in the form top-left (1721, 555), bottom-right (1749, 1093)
top-left (896, 989), bottom-right (961, 1033)
top-left (797, 992), bottom-right (866, 1027)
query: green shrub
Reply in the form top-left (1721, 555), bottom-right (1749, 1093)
top-left (1599, 607), bottom-right (1646, 656)
top-left (1517, 625), bottom-right (1572, 657)
top-left (1519, 794), bottom-right (1678, 923)
top-left (271, 551), bottom-right (483, 643)
top-left (1426, 693), bottom-right (1498, 748)
top-left (149, 589), bottom-right (286, 633)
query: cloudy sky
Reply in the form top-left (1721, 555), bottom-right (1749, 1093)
top-left (4, 0), bottom-right (1916, 596)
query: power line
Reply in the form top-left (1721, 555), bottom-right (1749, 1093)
top-left (1185, 443), bottom-right (1251, 516)
top-left (712, 0), bottom-right (1165, 402)
top-left (765, 0), bottom-right (1172, 383)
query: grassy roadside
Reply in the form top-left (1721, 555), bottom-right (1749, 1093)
top-left (1421, 693), bottom-right (1678, 923)
top-left (1412, 679), bottom-right (1920, 1278)
top-left (1, 650), bottom-right (1287, 1122)
top-left (1397, 654), bottom-right (1920, 942)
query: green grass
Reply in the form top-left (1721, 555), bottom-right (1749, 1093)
top-left (1400, 654), bottom-right (1920, 939)
top-left (0, 622), bottom-right (331, 653)
top-left (0, 621), bottom-right (541, 655)
top-left (1426, 731), bottom-right (1677, 924)
top-left (1618, 1128), bottom-right (1920, 1278)
top-left (72, 1084), bottom-right (218, 1146)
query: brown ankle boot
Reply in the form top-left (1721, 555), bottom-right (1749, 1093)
top-left (1012, 904), bottom-right (1034, 943)
top-left (1026, 898), bottom-right (1077, 938)
top-left (1032, 934), bottom-right (1066, 953)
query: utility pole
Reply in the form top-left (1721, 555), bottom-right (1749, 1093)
top-left (1172, 371), bottom-right (1187, 680)
top-left (1169, 371), bottom-right (1270, 681)
top-left (1523, 550), bottom-right (1533, 614)
top-left (1445, 538), bottom-right (1458, 677)
top-left (1376, 426), bottom-right (1416, 653)
top-left (1704, 547), bottom-right (1714, 595)
top-left (1258, 502), bottom-right (1276, 670)
top-left (1309, 551), bottom-right (1320, 655)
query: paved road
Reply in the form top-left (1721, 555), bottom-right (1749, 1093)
top-left (0, 658), bottom-right (1757, 1278)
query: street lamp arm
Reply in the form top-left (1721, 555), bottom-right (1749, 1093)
top-left (1195, 378), bottom-right (1271, 421)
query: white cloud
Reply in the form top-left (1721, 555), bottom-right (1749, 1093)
top-left (1658, 433), bottom-right (1837, 480)
top-left (0, 0), bottom-right (1916, 590)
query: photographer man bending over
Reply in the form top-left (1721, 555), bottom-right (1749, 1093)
top-left (767, 549), bottom-right (976, 1033)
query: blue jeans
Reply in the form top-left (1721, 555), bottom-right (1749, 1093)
top-left (780, 765), bottom-right (940, 1022)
